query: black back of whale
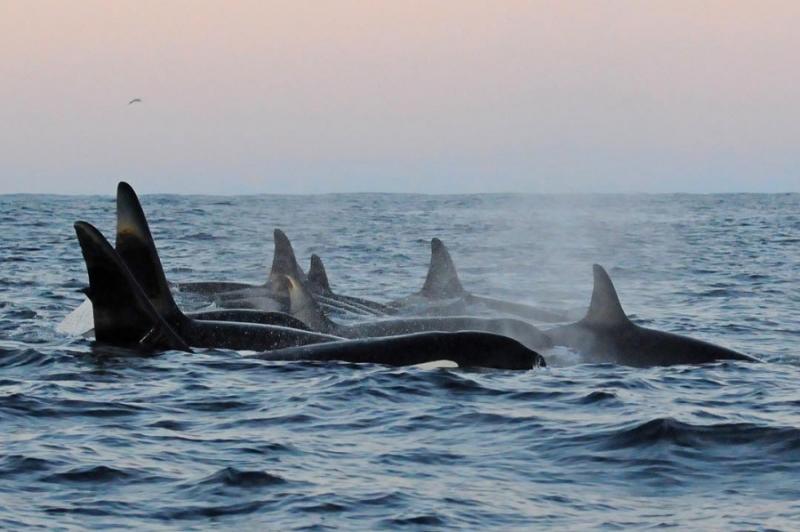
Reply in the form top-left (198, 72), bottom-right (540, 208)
top-left (251, 331), bottom-right (545, 370)
top-left (283, 274), bottom-right (552, 350)
top-left (187, 309), bottom-right (311, 331)
top-left (546, 265), bottom-right (757, 367)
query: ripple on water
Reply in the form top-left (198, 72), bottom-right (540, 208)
top-left (197, 467), bottom-right (286, 488)
top-left (602, 417), bottom-right (800, 455)
top-left (1, 193), bottom-right (799, 529)
top-left (42, 465), bottom-right (136, 484)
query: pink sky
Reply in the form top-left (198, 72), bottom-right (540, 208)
top-left (1, 1), bottom-right (798, 193)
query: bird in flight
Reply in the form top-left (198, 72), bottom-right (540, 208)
top-left (128, 98), bottom-right (142, 105)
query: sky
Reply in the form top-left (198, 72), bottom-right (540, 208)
top-left (0, 1), bottom-right (798, 194)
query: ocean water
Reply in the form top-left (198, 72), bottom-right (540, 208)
top-left (0, 192), bottom-right (798, 530)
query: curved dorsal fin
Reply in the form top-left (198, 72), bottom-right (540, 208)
top-left (268, 229), bottom-right (306, 293)
top-left (308, 254), bottom-right (332, 293)
top-left (582, 264), bottom-right (630, 326)
top-left (282, 274), bottom-right (335, 334)
top-left (75, 221), bottom-right (190, 351)
top-left (420, 238), bottom-right (465, 299)
top-left (115, 181), bottom-right (182, 323)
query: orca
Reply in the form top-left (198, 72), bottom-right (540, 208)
top-left (118, 181), bottom-right (377, 317)
top-left (215, 235), bottom-right (384, 317)
top-left (251, 331), bottom-right (545, 370)
top-left (75, 206), bottom-right (340, 352)
top-left (208, 294), bottom-right (284, 313)
top-left (58, 297), bottom-right (308, 337)
top-left (116, 182), bottom-right (325, 327)
top-left (60, 183), bottom-right (313, 337)
top-left (545, 264), bottom-right (758, 367)
top-left (187, 309), bottom-right (311, 331)
top-left (420, 237), bottom-right (465, 299)
top-left (74, 222), bottom-right (190, 351)
top-left (176, 228), bottom-right (378, 317)
top-left (171, 228), bottom-right (307, 298)
top-left (307, 254), bottom-right (396, 315)
top-left (307, 254), bottom-right (332, 293)
top-left (74, 185), bottom-right (547, 370)
top-left (387, 237), bottom-right (466, 311)
top-left (391, 238), bottom-right (570, 322)
top-left (282, 274), bottom-right (552, 350)
top-left (173, 228), bottom-right (302, 301)
top-left (78, 221), bottom-right (544, 369)
top-left (78, 221), bottom-right (340, 351)
top-left (210, 290), bottom-right (365, 318)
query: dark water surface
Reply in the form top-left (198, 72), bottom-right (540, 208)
top-left (1, 193), bottom-right (798, 529)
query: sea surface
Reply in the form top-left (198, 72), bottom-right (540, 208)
top-left (0, 192), bottom-right (798, 530)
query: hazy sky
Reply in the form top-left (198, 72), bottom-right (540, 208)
top-left (1, 1), bottom-right (798, 194)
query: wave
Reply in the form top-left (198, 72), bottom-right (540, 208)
top-left (42, 465), bottom-right (135, 483)
top-left (0, 348), bottom-right (51, 368)
top-left (0, 454), bottom-right (57, 476)
top-left (197, 467), bottom-right (286, 488)
top-left (602, 417), bottom-right (800, 453)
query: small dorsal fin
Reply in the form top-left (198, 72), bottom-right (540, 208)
top-left (308, 254), bottom-right (332, 293)
top-left (268, 229), bottom-right (306, 294)
top-left (115, 182), bottom-right (182, 323)
top-left (581, 264), bottom-right (630, 326)
top-left (420, 238), bottom-right (465, 299)
top-left (282, 274), bottom-right (336, 334)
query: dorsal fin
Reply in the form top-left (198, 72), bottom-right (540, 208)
top-left (420, 238), bottom-right (465, 299)
top-left (115, 182), bottom-right (183, 323)
top-left (281, 274), bottom-right (336, 334)
top-left (581, 264), bottom-right (630, 326)
top-left (268, 229), bottom-right (306, 294)
top-left (75, 221), bottom-right (190, 351)
top-left (308, 254), bottom-right (332, 293)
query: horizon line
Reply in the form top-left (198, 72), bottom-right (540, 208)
top-left (2, 190), bottom-right (798, 198)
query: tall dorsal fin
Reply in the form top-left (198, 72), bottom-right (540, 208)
top-left (115, 181), bottom-right (183, 323)
top-left (308, 254), bottom-right (332, 293)
top-left (581, 264), bottom-right (630, 326)
top-left (75, 221), bottom-right (190, 351)
top-left (268, 229), bottom-right (306, 294)
top-left (282, 274), bottom-right (336, 334)
top-left (420, 238), bottom-right (465, 299)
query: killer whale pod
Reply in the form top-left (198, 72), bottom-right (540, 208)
top-left (77, 220), bottom-right (341, 351)
top-left (74, 183), bottom-right (545, 370)
top-left (78, 221), bottom-right (541, 369)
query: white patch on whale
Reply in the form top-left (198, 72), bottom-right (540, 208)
top-left (56, 296), bottom-right (94, 336)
